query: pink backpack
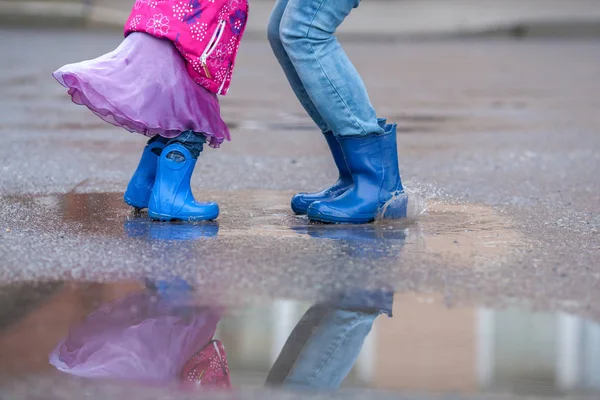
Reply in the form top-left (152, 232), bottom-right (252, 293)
top-left (125, 0), bottom-right (249, 95)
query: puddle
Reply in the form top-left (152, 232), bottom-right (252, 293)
top-left (0, 191), bottom-right (530, 307)
top-left (1, 190), bottom-right (525, 270)
top-left (421, 202), bottom-right (525, 267)
top-left (0, 282), bottom-right (598, 398)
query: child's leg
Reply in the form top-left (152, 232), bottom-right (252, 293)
top-left (147, 135), bottom-right (169, 145)
top-left (123, 132), bottom-right (205, 211)
top-left (164, 130), bottom-right (206, 159)
top-left (147, 130), bottom-right (219, 222)
top-left (124, 135), bottom-right (170, 210)
top-left (278, 0), bottom-right (384, 138)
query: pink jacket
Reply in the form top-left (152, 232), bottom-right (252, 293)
top-left (125, 0), bottom-right (249, 95)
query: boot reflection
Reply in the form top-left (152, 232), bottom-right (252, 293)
top-left (268, 224), bottom-right (405, 390)
top-left (124, 217), bottom-right (219, 241)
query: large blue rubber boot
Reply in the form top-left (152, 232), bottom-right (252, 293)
top-left (124, 140), bottom-right (166, 210)
top-left (307, 124), bottom-right (407, 224)
top-left (291, 118), bottom-right (387, 215)
top-left (148, 143), bottom-right (219, 221)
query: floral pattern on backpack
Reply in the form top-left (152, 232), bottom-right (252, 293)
top-left (180, 340), bottom-right (231, 388)
top-left (125, 0), bottom-right (249, 95)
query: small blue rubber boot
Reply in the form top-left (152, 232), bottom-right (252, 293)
top-left (145, 277), bottom-right (197, 310)
top-left (124, 139), bottom-right (166, 210)
top-left (291, 118), bottom-right (387, 215)
top-left (148, 143), bottom-right (219, 221)
top-left (307, 123), bottom-right (407, 224)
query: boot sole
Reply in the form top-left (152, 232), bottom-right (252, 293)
top-left (148, 210), bottom-right (219, 222)
top-left (308, 212), bottom-right (374, 225)
top-left (124, 195), bottom-right (148, 210)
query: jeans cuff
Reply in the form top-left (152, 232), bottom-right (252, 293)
top-left (147, 135), bottom-right (170, 146)
top-left (167, 130), bottom-right (207, 158)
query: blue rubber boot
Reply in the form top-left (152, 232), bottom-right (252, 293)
top-left (123, 139), bottom-right (166, 210)
top-left (291, 118), bottom-right (387, 215)
top-left (148, 143), bottom-right (219, 221)
top-left (307, 123), bottom-right (407, 224)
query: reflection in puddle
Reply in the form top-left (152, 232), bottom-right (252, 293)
top-left (0, 283), bottom-right (599, 397)
top-left (124, 218), bottom-right (220, 241)
top-left (49, 288), bottom-right (229, 388)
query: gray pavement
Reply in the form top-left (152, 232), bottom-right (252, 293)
top-left (2, 0), bottom-right (600, 38)
top-left (0, 28), bottom-right (600, 399)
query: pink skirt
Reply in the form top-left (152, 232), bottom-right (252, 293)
top-left (53, 32), bottom-right (230, 148)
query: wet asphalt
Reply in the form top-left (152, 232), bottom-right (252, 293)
top-left (0, 28), bottom-right (599, 399)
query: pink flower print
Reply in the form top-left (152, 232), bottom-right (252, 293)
top-left (192, 58), bottom-right (205, 74)
top-left (134, 0), bottom-right (148, 9)
top-left (226, 36), bottom-right (236, 54)
top-left (146, 13), bottom-right (170, 36)
top-left (229, 0), bottom-right (241, 10)
top-left (173, 1), bottom-right (193, 21)
top-left (215, 66), bottom-right (228, 83)
top-left (209, 356), bottom-right (221, 371)
top-left (220, 69), bottom-right (232, 94)
top-left (195, 76), bottom-right (210, 87)
top-left (129, 15), bottom-right (142, 30)
top-left (173, 0), bottom-right (202, 24)
top-left (191, 22), bottom-right (208, 41)
top-left (147, 0), bottom-right (167, 7)
top-left (208, 42), bottom-right (229, 68)
top-left (229, 9), bottom-right (246, 36)
top-left (218, 6), bottom-right (231, 22)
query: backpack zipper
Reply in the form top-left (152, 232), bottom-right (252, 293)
top-left (217, 64), bottom-right (230, 95)
top-left (200, 20), bottom-right (226, 79)
top-left (213, 341), bottom-right (223, 364)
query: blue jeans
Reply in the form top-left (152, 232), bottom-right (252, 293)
top-left (267, 0), bottom-right (384, 137)
top-left (266, 304), bottom-right (379, 389)
top-left (148, 130), bottom-right (206, 158)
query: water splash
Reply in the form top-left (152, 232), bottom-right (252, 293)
top-left (375, 191), bottom-right (427, 222)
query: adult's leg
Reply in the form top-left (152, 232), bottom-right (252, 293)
top-left (268, 0), bottom-right (358, 214)
top-left (266, 304), bottom-right (379, 389)
top-left (266, 304), bottom-right (329, 385)
top-left (267, 0), bottom-right (329, 133)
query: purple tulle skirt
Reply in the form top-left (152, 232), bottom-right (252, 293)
top-left (53, 33), bottom-right (230, 148)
